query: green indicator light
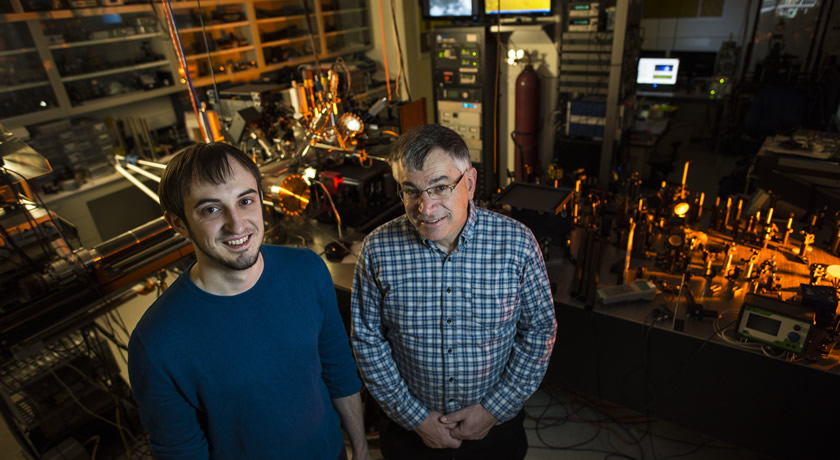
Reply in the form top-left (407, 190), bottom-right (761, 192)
top-left (719, 78), bottom-right (725, 84)
top-left (710, 90), bottom-right (716, 95)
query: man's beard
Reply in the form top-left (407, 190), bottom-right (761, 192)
top-left (189, 230), bottom-right (261, 271)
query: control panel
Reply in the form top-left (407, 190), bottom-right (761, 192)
top-left (438, 101), bottom-right (482, 163)
top-left (737, 294), bottom-right (815, 353)
top-left (432, 26), bottom-right (496, 198)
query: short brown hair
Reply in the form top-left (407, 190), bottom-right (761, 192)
top-left (158, 142), bottom-right (262, 223)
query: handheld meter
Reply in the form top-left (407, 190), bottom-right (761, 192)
top-left (597, 279), bottom-right (657, 305)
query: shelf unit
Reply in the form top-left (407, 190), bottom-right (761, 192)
top-left (554, 1), bottom-right (642, 185)
top-left (0, 0), bottom-right (372, 128)
top-left (0, 3), bottom-right (179, 126)
top-left (48, 32), bottom-right (163, 49)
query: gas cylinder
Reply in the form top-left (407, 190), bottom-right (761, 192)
top-left (513, 64), bottom-right (540, 182)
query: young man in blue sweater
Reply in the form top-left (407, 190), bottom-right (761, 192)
top-left (128, 142), bottom-right (369, 460)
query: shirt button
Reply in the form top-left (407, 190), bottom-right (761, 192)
top-left (448, 348), bottom-right (453, 353)
top-left (446, 287), bottom-right (451, 294)
top-left (446, 318), bottom-right (452, 324)
top-left (449, 399), bottom-right (455, 403)
top-left (449, 377), bottom-right (455, 382)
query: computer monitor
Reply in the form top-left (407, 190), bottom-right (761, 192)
top-left (669, 51), bottom-right (716, 80)
top-left (485, 0), bottom-right (552, 15)
top-left (423, 0), bottom-right (479, 19)
top-left (636, 58), bottom-right (680, 86)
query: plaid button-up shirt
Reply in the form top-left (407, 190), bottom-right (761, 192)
top-left (351, 202), bottom-right (557, 430)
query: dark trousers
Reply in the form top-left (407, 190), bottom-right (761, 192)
top-left (380, 410), bottom-right (527, 460)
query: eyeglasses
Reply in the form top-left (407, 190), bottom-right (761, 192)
top-left (398, 172), bottom-right (466, 202)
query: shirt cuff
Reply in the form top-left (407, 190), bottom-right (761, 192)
top-left (480, 387), bottom-right (521, 423)
top-left (390, 396), bottom-right (430, 431)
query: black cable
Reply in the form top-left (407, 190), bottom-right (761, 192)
top-left (388, 0), bottom-right (410, 101)
top-left (195, 0), bottom-right (223, 120)
top-left (61, 362), bottom-right (139, 411)
top-left (568, 385), bottom-right (739, 459)
top-left (16, 198), bottom-right (53, 259)
top-left (301, 0), bottom-right (322, 77)
top-left (0, 246), bottom-right (29, 269)
top-left (101, 315), bottom-right (129, 365)
top-left (332, 57), bottom-right (352, 97)
top-left (527, 385), bottom-right (649, 459)
top-left (47, 366), bottom-right (139, 446)
top-left (534, 398), bottom-right (601, 450)
top-left (83, 327), bottom-right (118, 386)
top-left (108, 310), bottom-right (131, 339)
top-left (0, 222), bottom-right (39, 271)
top-left (672, 319), bottom-right (737, 383)
top-left (92, 322), bottom-right (130, 352)
top-left (3, 167), bottom-right (75, 251)
top-left (572, 392), bottom-right (646, 456)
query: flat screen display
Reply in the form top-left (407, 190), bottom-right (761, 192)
top-left (485, 0), bottom-right (552, 15)
top-left (745, 312), bottom-right (781, 336)
top-left (636, 58), bottom-right (680, 85)
top-left (425, 0), bottom-right (477, 18)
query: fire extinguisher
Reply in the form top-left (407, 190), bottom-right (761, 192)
top-left (513, 64), bottom-right (540, 183)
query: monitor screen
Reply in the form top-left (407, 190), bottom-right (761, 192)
top-left (424, 0), bottom-right (478, 18)
top-left (669, 50), bottom-right (717, 79)
top-left (485, 0), bottom-right (552, 15)
top-left (636, 58), bottom-right (680, 85)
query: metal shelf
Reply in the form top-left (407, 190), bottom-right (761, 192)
top-left (256, 14), bottom-right (306, 24)
top-left (561, 43), bottom-right (612, 52)
top-left (324, 27), bottom-right (368, 38)
top-left (262, 55), bottom-right (317, 72)
top-left (322, 44), bottom-right (369, 59)
top-left (0, 81), bottom-right (51, 94)
top-left (261, 36), bottom-right (309, 48)
top-left (562, 31), bottom-right (614, 40)
top-left (183, 45), bottom-right (255, 60)
top-left (168, 0), bottom-right (244, 8)
top-left (192, 68), bottom-right (259, 87)
top-left (1, 4), bottom-right (153, 22)
top-left (560, 53), bottom-right (611, 62)
top-left (0, 47), bottom-right (37, 57)
top-left (321, 7), bottom-right (366, 16)
top-left (0, 107), bottom-right (64, 127)
top-left (60, 60), bottom-right (170, 82)
top-left (68, 84), bottom-right (181, 112)
top-left (178, 21), bottom-right (249, 34)
top-left (49, 32), bottom-right (163, 50)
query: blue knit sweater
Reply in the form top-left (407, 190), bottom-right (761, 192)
top-left (128, 246), bottom-right (360, 459)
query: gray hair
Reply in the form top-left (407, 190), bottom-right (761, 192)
top-left (390, 124), bottom-right (471, 177)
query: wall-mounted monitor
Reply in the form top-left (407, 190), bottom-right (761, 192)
top-left (636, 58), bottom-right (680, 86)
top-left (423, 0), bottom-right (480, 19)
top-left (485, 0), bottom-right (552, 16)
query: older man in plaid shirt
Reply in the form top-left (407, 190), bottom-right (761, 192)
top-left (351, 124), bottom-right (557, 460)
